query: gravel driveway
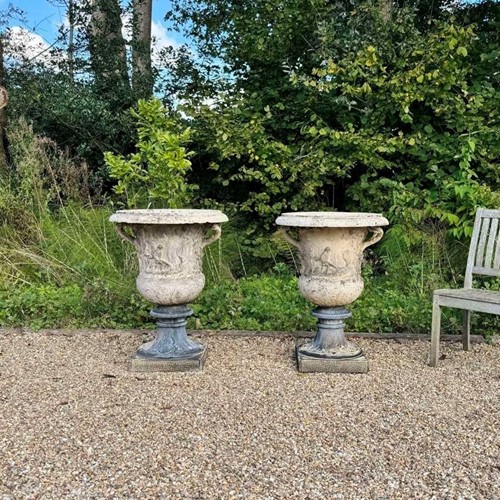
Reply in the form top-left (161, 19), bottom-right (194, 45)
top-left (0, 329), bottom-right (499, 499)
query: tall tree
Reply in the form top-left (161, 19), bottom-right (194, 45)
top-left (67, 0), bottom-right (76, 80)
top-left (88, 0), bottom-right (130, 98)
top-left (0, 34), bottom-right (7, 167)
top-left (131, 0), bottom-right (153, 98)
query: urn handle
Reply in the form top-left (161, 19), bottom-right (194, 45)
top-left (279, 229), bottom-right (302, 250)
top-left (362, 227), bottom-right (384, 250)
top-left (202, 224), bottom-right (222, 247)
top-left (114, 223), bottom-right (137, 246)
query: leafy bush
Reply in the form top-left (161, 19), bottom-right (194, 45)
top-left (105, 99), bottom-right (196, 208)
top-left (296, 15), bottom-right (500, 238)
top-left (7, 70), bottom-right (135, 180)
top-left (193, 264), bottom-right (314, 331)
top-left (0, 4), bottom-right (498, 339)
top-left (0, 120), bottom-right (495, 337)
top-left (0, 284), bottom-right (84, 330)
top-left (178, 6), bottom-right (499, 247)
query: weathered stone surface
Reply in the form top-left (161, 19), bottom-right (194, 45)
top-left (109, 208), bottom-right (228, 225)
top-left (277, 214), bottom-right (388, 307)
top-left (296, 342), bottom-right (369, 373)
top-left (110, 210), bottom-right (227, 305)
top-left (130, 347), bottom-right (207, 372)
top-left (276, 211), bottom-right (389, 228)
top-left (110, 209), bottom-right (227, 368)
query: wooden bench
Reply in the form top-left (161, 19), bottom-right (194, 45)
top-left (430, 208), bottom-right (500, 367)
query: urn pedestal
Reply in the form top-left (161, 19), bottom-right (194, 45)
top-left (276, 212), bottom-right (389, 373)
top-left (109, 209), bottom-right (228, 372)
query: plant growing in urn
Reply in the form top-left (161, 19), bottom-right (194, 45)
top-left (276, 212), bottom-right (389, 373)
top-left (110, 209), bottom-right (228, 372)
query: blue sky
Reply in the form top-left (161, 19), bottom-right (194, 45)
top-left (3, 0), bottom-right (187, 56)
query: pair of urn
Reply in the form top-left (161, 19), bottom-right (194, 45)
top-left (110, 209), bottom-right (388, 373)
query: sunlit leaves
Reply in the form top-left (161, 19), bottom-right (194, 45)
top-left (105, 99), bottom-right (196, 208)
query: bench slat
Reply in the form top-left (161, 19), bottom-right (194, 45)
top-left (479, 209), bottom-right (500, 218)
top-left (484, 218), bottom-right (498, 269)
top-left (472, 266), bottom-right (500, 277)
top-left (435, 288), bottom-right (500, 302)
top-left (494, 223), bottom-right (500, 270)
top-left (475, 217), bottom-right (490, 267)
top-left (437, 295), bottom-right (500, 315)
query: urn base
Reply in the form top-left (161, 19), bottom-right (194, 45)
top-left (296, 347), bottom-right (368, 373)
top-left (131, 305), bottom-right (206, 372)
top-left (131, 347), bottom-right (207, 372)
top-left (296, 307), bottom-right (369, 373)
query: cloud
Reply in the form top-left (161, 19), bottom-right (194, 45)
top-left (151, 20), bottom-right (181, 64)
top-left (121, 14), bottom-right (180, 64)
top-left (5, 26), bottom-right (64, 66)
top-left (6, 14), bottom-right (180, 70)
top-left (151, 20), bottom-right (179, 51)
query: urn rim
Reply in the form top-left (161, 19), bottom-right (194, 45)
top-left (109, 209), bottom-right (228, 225)
top-left (276, 211), bottom-right (389, 228)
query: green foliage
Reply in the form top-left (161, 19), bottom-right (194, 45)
top-left (0, 284), bottom-right (84, 330)
top-left (1, 0), bottom-right (499, 341)
top-left (193, 265), bottom-right (314, 331)
top-left (295, 14), bottom-right (499, 238)
top-left (0, 119), bottom-right (147, 328)
top-left (0, 120), bottom-right (496, 336)
top-left (175, 4), bottom-right (499, 246)
top-left (6, 70), bottom-right (136, 180)
top-left (0, 281), bottom-right (154, 330)
top-left (183, 97), bottom-right (296, 225)
top-left (105, 99), bottom-right (196, 208)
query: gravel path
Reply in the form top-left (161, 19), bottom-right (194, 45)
top-left (0, 329), bottom-right (499, 499)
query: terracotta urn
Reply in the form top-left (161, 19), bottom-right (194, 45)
top-left (110, 209), bottom-right (228, 371)
top-left (276, 212), bottom-right (389, 373)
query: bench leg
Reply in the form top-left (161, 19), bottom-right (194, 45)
top-left (430, 298), bottom-right (441, 367)
top-left (462, 310), bottom-right (471, 351)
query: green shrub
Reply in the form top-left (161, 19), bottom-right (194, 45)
top-left (0, 97), bottom-right (498, 338)
top-left (105, 99), bottom-right (196, 208)
top-left (179, 7), bottom-right (499, 248)
top-left (0, 284), bottom-right (84, 330)
top-left (192, 265), bottom-right (314, 331)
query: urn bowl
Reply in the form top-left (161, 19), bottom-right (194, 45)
top-left (110, 209), bottom-right (228, 305)
top-left (276, 212), bottom-right (389, 307)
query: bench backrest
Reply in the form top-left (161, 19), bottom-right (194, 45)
top-left (465, 208), bottom-right (500, 288)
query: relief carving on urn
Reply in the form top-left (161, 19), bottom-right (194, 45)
top-left (135, 226), bottom-right (204, 276)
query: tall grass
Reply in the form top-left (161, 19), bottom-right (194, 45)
top-left (0, 119), bottom-right (144, 327)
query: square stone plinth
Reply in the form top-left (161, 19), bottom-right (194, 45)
top-left (296, 347), bottom-right (369, 374)
top-left (130, 348), bottom-right (207, 373)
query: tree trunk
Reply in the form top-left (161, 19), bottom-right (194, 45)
top-left (132, 0), bottom-right (153, 98)
top-left (0, 35), bottom-right (8, 168)
top-left (68, 0), bottom-right (75, 81)
top-left (88, 0), bottom-right (130, 99)
top-left (380, 0), bottom-right (393, 22)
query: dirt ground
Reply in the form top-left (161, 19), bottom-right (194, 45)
top-left (0, 328), bottom-right (499, 499)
